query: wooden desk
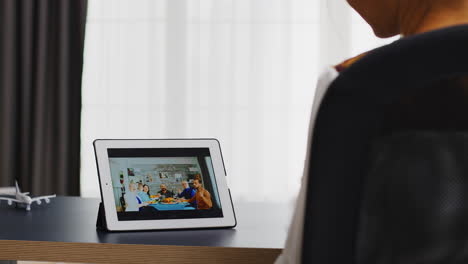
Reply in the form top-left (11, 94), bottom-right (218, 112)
top-left (0, 197), bottom-right (288, 264)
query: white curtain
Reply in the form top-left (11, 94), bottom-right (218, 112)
top-left (81, 0), bottom-right (396, 200)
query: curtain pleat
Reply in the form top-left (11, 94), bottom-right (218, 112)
top-left (0, 0), bottom-right (87, 195)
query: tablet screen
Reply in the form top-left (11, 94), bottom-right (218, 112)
top-left (107, 148), bottom-right (224, 221)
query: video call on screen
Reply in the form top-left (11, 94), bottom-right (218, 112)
top-left (108, 148), bottom-right (224, 221)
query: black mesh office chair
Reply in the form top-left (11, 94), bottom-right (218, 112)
top-left (301, 25), bottom-right (468, 263)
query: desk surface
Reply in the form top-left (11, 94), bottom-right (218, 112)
top-left (0, 197), bottom-right (289, 263)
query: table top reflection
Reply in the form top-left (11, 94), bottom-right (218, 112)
top-left (0, 196), bottom-right (290, 249)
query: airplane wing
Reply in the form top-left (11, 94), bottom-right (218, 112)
top-left (0, 196), bottom-right (21, 205)
top-left (31, 194), bottom-right (56, 204)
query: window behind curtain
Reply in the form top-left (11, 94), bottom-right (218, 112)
top-left (81, 0), bottom-right (396, 200)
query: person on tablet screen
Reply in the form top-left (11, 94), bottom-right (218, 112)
top-left (124, 181), bottom-right (140, 212)
top-left (157, 184), bottom-right (174, 198)
top-left (177, 181), bottom-right (196, 200)
top-left (138, 184), bottom-right (151, 202)
top-left (187, 178), bottom-right (212, 210)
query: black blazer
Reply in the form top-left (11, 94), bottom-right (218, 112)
top-left (301, 25), bottom-right (468, 263)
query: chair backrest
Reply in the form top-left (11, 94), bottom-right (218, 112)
top-left (301, 25), bottom-right (468, 264)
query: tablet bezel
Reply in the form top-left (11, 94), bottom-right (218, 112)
top-left (93, 139), bottom-right (236, 231)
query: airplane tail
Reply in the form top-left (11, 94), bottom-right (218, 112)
top-left (15, 180), bottom-right (20, 193)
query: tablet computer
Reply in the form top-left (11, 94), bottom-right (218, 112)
top-left (93, 139), bottom-right (236, 231)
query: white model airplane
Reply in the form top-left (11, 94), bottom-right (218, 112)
top-left (0, 181), bottom-right (56, 211)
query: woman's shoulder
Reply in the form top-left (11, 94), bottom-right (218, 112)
top-left (334, 52), bottom-right (369, 73)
